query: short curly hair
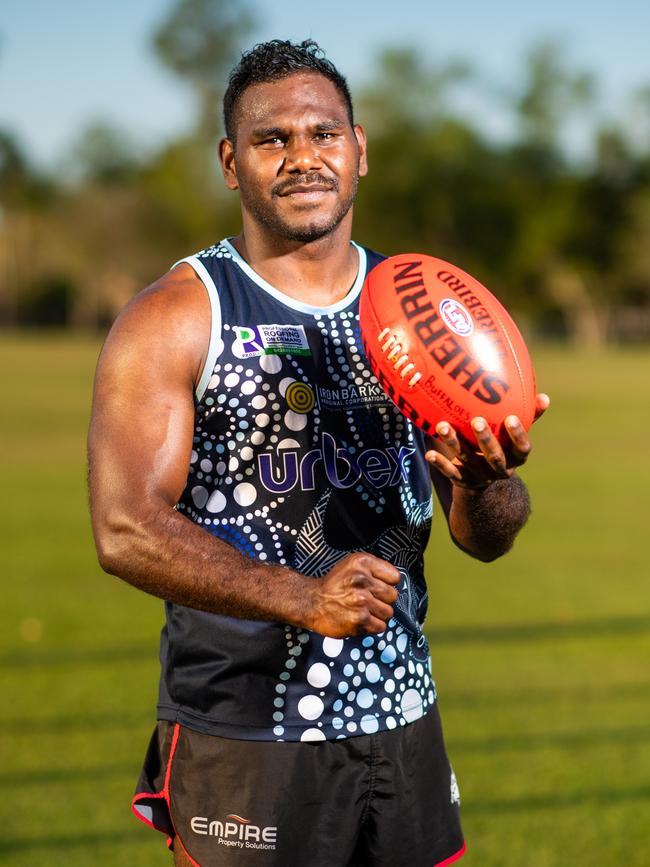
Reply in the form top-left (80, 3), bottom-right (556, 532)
top-left (223, 39), bottom-right (354, 141)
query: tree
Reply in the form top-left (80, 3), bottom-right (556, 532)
top-left (359, 46), bottom-right (471, 136)
top-left (514, 39), bottom-right (594, 154)
top-left (152, 0), bottom-right (256, 140)
top-left (503, 41), bottom-right (610, 345)
top-left (0, 130), bottom-right (31, 205)
top-left (71, 122), bottom-right (139, 186)
top-left (355, 47), bottom-right (517, 294)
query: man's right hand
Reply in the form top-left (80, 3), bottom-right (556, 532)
top-left (306, 553), bottom-right (400, 638)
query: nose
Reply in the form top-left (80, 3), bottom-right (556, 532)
top-left (284, 135), bottom-right (323, 172)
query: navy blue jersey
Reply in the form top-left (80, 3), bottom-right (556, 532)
top-left (157, 239), bottom-right (437, 742)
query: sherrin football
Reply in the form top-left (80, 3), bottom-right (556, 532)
top-left (359, 254), bottom-right (536, 446)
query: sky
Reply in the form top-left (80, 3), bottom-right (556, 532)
top-left (1, 0), bottom-right (649, 169)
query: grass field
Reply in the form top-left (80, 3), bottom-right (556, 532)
top-left (1, 332), bottom-right (649, 866)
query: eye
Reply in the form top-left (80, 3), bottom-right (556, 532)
top-left (258, 136), bottom-right (285, 149)
top-left (315, 132), bottom-right (336, 141)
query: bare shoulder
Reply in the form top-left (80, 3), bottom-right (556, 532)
top-left (117, 261), bottom-right (209, 343)
top-left (100, 262), bottom-right (211, 389)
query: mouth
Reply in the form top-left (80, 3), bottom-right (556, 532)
top-left (278, 184), bottom-right (334, 199)
top-left (274, 172), bottom-right (338, 198)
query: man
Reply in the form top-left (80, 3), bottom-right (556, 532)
top-left (88, 39), bottom-right (548, 867)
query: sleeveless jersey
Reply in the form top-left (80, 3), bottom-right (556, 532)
top-left (156, 238), bottom-right (437, 742)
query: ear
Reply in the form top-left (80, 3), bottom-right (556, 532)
top-left (219, 138), bottom-right (239, 190)
top-left (354, 124), bottom-right (368, 178)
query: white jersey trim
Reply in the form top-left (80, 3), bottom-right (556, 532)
top-left (221, 238), bottom-right (368, 315)
top-left (171, 255), bottom-right (222, 403)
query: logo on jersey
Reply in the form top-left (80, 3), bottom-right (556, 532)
top-left (258, 432), bottom-right (415, 494)
top-left (233, 324), bottom-right (311, 359)
top-left (316, 382), bottom-right (392, 411)
top-left (285, 382), bottom-right (315, 413)
top-left (191, 813), bottom-right (277, 850)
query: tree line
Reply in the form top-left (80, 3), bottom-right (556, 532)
top-left (1, 0), bottom-right (649, 345)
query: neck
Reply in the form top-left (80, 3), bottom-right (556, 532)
top-left (230, 215), bottom-right (359, 307)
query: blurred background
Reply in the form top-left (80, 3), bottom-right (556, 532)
top-left (1, 1), bottom-right (649, 865)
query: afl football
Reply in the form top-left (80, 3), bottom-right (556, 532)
top-left (359, 254), bottom-right (536, 445)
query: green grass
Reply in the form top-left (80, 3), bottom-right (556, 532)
top-left (1, 333), bottom-right (649, 866)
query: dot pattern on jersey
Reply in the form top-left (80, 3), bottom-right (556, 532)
top-left (174, 241), bottom-right (435, 740)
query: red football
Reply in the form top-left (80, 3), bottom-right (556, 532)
top-left (360, 254), bottom-right (536, 445)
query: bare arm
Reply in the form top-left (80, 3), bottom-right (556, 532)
top-left (426, 397), bottom-right (549, 562)
top-left (430, 470), bottom-right (531, 562)
top-left (88, 266), bottom-right (399, 636)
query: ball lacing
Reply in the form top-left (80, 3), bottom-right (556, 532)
top-left (377, 328), bottom-right (422, 388)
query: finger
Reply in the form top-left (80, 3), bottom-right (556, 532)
top-left (369, 578), bottom-right (399, 606)
top-left (434, 421), bottom-right (466, 461)
top-left (504, 415), bottom-right (532, 465)
top-left (534, 393), bottom-right (550, 421)
top-left (471, 417), bottom-right (508, 475)
top-left (366, 556), bottom-right (401, 585)
top-left (367, 596), bottom-right (395, 625)
top-left (425, 449), bottom-right (463, 484)
top-left (362, 614), bottom-right (393, 635)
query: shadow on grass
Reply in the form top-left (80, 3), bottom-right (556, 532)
top-left (0, 641), bottom-right (156, 669)
top-left (0, 827), bottom-right (147, 854)
top-left (2, 709), bottom-right (152, 735)
top-left (465, 782), bottom-right (650, 814)
top-left (442, 679), bottom-right (650, 710)
top-left (428, 613), bottom-right (650, 645)
top-left (6, 678), bottom-right (650, 738)
top-left (3, 790), bottom-right (650, 854)
top-left (3, 723), bottom-right (648, 788)
top-left (2, 613), bottom-right (649, 673)
top-left (449, 723), bottom-right (650, 755)
top-left (0, 762), bottom-right (137, 787)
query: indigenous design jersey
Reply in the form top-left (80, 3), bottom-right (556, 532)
top-left (157, 239), bottom-right (436, 742)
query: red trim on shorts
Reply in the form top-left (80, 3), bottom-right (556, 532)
top-left (434, 841), bottom-right (467, 866)
top-left (132, 724), bottom-right (185, 848)
top-left (164, 723), bottom-right (182, 795)
top-left (131, 725), bottom-right (202, 865)
top-left (174, 832), bottom-right (202, 867)
top-left (131, 790), bottom-right (170, 836)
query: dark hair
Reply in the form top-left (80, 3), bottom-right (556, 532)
top-left (223, 39), bottom-right (354, 141)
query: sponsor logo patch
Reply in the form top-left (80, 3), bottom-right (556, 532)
top-left (258, 432), bottom-right (415, 494)
top-left (233, 324), bottom-right (311, 359)
top-left (316, 382), bottom-right (392, 412)
top-left (191, 813), bottom-right (278, 851)
top-left (285, 382), bottom-right (315, 414)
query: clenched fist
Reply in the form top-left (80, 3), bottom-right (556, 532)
top-left (305, 552), bottom-right (400, 638)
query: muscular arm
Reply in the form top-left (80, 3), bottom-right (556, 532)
top-left (88, 267), bottom-right (398, 637)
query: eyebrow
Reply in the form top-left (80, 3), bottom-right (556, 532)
top-left (250, 118), bottom-right (347, 139)
top-left (250, 126), bottom-right (286, 140)
top-left (312, 118), bottom-right (347, 131)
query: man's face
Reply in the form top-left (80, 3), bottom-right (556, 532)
top-left (220, 72), bottom-right (368, 243)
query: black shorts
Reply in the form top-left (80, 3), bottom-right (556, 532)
top-left (132, 705), bottom-right (465, 867)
